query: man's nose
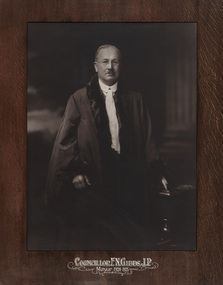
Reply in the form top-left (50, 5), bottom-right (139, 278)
top-left (107, 61), bottom-right (113, 69)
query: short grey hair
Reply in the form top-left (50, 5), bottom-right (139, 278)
top-left (94, 44), bottom-right (122, 62)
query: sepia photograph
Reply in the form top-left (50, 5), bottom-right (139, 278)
top-left (27, 23), bottom-right (197, 251)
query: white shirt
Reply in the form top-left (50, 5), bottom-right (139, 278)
top-left (98, 79), bottom-right (118, 94)
top-left (98, 79), bottom-right (120, 154)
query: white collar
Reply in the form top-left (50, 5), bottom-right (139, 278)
top-left (98, 79), bottom-right (118, 93)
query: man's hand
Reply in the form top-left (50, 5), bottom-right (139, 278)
top-left (72, 175), bottom-right (91, 189)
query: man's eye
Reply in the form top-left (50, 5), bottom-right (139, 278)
top-left (102, 60), bottom-right (108, 64)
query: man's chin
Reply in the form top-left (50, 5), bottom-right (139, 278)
top-left (103, 77), bottom-right (117, 86)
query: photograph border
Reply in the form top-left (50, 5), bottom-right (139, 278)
top-left (0, 1), bottom-right (223, 284)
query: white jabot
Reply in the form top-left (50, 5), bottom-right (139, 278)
top-left (98, 79), bottom-right (120, 154)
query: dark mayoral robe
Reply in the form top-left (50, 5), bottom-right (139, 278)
top-left (45, 76), bottom-right (161, 249)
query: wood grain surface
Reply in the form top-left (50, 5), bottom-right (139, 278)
top-left (0, 0), bottom-right (223, 284)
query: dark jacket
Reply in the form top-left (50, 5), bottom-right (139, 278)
top-left (45, 76), bottom-right (160, 218)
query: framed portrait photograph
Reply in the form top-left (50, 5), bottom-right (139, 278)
top-left (27, 23), bottom-right (197, 251)
top-left (1, 1), bottom-right (223, 284)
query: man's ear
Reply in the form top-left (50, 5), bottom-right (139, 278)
top-left (94, 62), bottom-right (98, 73)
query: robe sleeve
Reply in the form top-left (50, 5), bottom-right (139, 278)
top-left (138, 94), bottom-right (171, 189)
top-left (137, 93), bottom-right (159, 166)
top-left (45, 94), bottom-right (89, 204)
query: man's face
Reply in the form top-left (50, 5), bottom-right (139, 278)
top-left (94, 46), bottom-right (121, 86)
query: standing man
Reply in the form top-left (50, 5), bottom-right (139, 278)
top-left (45, 44), bottom-right (167, 249)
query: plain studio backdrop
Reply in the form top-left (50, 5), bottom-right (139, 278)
top-left (27, 23), bottom-right (197, 250)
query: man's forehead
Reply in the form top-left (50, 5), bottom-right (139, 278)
top-left (97, 47), bottom-right (120, 59)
